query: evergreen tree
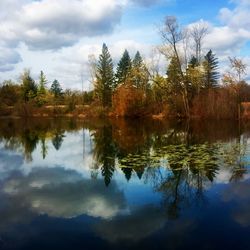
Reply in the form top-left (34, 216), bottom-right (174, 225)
top-left (167, 56), bottom-right (191, 116)
top-left (131, 51), bottom-right (149, 90)
top-left (122, 167), bottom-right (132, 181)
top-left (21, 69), bottom-right (37, 102)
top-left (36, 70), bottom-right (48, 106)
top-left (38, 71), bottom-right (47, 94)
top-left (116, 49), bottom-right (132, 85)
top-left (189, 56), bottom-right (199, 68)
top-left (95, 43), bottom-right (114, 107)
top-left (167, 56), bottom-right (183, 91)
top-left (52, 133), bottom-right (65, 150)
top-left (50, 79), bottom-right (63, 98)
top-left (132, 51), bottom-right (143, 68)
top-left (203, 50), bottom-right (219, 88)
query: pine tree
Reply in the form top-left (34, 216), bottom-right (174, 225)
top-left (189, 56), bottom-right (199, 68)
top-left (95, 43), bottom-right (114, 107)
top-left (167, 56), bottom-right (183, 91)
top-left (21, 69), bottom-right (37, 102)
top-left (131, 51), bottom-right (149, 90)
top-left (50, 79), bottom-right (63, 98)
top-left (132, 51), bottom-right (143, 68)
top-left (116, 49), bottom-right (132, 85)
top-left (203, 50), bottom-right (219, 88)
top-left (36, 70), bottom-right (48, 106)
top-left (167, 56), bottom-right (190, 116)
top-left (38, 71), bottom-right (47, 94)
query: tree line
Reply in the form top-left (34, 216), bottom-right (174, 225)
top-left (93, 16), bottom-right (250, 118)
top-left (0, 16), bottom-right (249, 119)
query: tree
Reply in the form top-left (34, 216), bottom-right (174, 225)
top-left (38, 71), bottom-right (47, 94)
top-left (166, 56), bottom-right (187, 115)
top-left (116, 49), bottom-right (132, 85)
top-left (228, 57), bottom-right (247, 83)
top-left (130, 51), bottom-right (149, 90)
top-left (0, 80), bottom-right (21, 105)
top-left (21, 69), bottom-right (37, 102)
top-left (186, 62), bottom-right (203, 95)
top-left (50, 79), bottom-right (63, 98)
top-left (36, 71), bottom-right (48, 106)
top-left (52, 132), bottom-right (65, 150)
top-left (133, 51), bottom-right (143, 68)
top-left (160, 16), bottom-right (190, 117)
top-left (189, 56), bottom-right (199, 68)
top-left (203, 50), bottom-right (219, 89)
top-left (94, 43), bottom-right (114, 107)
top-left (190, 21), bottom-right (208, 64)
top-left (222, 57), bottom-right (248, 119)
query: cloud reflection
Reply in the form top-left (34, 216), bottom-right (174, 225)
top-left (2, 167), bottom-right (127, 220)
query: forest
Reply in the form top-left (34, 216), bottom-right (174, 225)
top-left (0, 16), bottom-right (250, 119)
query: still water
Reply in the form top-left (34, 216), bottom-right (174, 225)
top-left (0, 118), bottom-right (249, 250)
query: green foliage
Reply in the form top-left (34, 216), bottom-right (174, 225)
top-left (36, 71), bottom-right (48, 106)
top-left (132, 51), bottom-right (143, 68)
top-left (95, 43), bottom-right (114, 107)
top-left (92, 125), bottom-right (117, 186)
top-left (203, 50), bottom-right (219, 89)
top-left (186, 64), bottom-right (204, 95)
top-left (64, 89), bottom-right (77, 112)
top-left (83, 90), bottom-right (94, 104)
top-left (21, 70), bottom-right (37, 102)
top-left (116, 49), bottom-right (132, 85)
top-left (130, 51), bottom-right (150, 90)
top-left (151, 75), bottom-right (168, 103)
top-left (38, 71), bottom-right (47, 94)
top-left (50, 79), bottom-right (63, 98)
top-left (167, 57), bottom-right (183, 89)
top-left (189, 56), bottom-right (199, 68)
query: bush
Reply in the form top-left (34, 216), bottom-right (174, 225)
top-left (112, 83), bottom-right (147, 117)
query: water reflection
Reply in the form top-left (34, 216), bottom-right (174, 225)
top-left (0, 118), bottom-right (250, 249)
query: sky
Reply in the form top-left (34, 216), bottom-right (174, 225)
top-left (0, 0), bottom-right (250, 90)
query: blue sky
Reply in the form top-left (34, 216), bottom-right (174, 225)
top-left (0, 0), bottom-right (249, 89)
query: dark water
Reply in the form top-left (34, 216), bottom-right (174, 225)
top-left (0, 118), bottom-right (250, 250)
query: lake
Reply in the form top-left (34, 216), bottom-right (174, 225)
top-left (0, 118), bottom-right (249, 250)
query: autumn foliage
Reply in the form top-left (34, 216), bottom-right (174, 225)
top-left (112, 82), bottom-right (147, 117)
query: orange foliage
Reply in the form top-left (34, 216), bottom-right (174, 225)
top-left (241, 102), bottom-right (250, 119)
top-left (191, 88), bottom-right (238, 119)
top-left (112, 83), bottom-right (147, 117)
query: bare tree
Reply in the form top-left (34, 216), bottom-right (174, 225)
top-left (228, 56), bottom-right (247, 83)
top-left (190, 21), bottom-right (208, 63)
top-left (87, 54), bottom-right (97, 90)
top-left (160, 16), bottom-right (183, 68)
top-left (182, 27), bottom-right (191, 70)
top-left (159, 16), bottom-right (190, 117)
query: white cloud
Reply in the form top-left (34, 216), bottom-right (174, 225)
top-left (204, 0), bottom-right (250, 55)
top-left (3, 167), bottom-right (127, 219)
top-left (0, 0), bottom-right (250, 87)
top-left (0, 0), bottom-right (125, 50)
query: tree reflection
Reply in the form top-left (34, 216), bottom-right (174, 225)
top-left (21, 129), bottom-right (39, 162)
top-left (0, 118), bottom-right (249, 201)
top-left (0, 118), bottom-right (81, 161)
top-left (92, 125), bottom-right (117, 186)
top-left (52, 132), bottom-right (65, 150)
